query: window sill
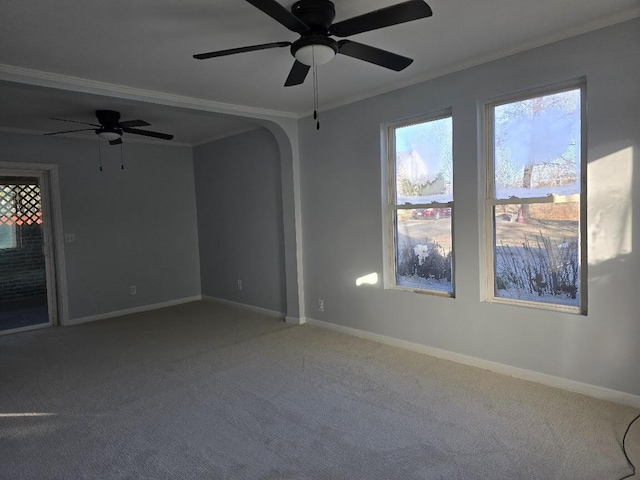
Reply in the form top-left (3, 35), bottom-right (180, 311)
top-left (486, 296), bottom-right (584, 315)
top-left (390, 285), bottom-right (455, 298)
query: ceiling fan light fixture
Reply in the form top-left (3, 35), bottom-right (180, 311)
top-left (294, 44), bottom-right (335, 66)
top-left (291, 36), bottom-right (338, 66)
top-left (96, 128), bottom-right (122, 141)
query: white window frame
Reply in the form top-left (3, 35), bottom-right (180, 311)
top-left (482, 80), bottom-right (587, 314)
top-left (384, 109), bottom-right (455, 297)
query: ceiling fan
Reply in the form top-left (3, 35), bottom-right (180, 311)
top-left (193, 0), bottom-right (433, 86)
top-left (44, 110), bottom-right (174, 145)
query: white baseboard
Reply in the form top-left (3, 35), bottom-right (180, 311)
top-left (305, 317), bottom-right (640, 409)
top-left (65, 296), bottom-right (202, 326)
top-left (201, 295), bottom-right (285, 319)
top-left (285, 316), bottom-right (307, 325)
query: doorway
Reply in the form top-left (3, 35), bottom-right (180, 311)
top-left (0, 171), bottom-right (58, 334)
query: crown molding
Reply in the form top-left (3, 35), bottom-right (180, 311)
top-left (0, 126), bottom-right (192, 147)
top-left (191, 126), bottom-right (263, 147)
top-left (0, 64), bottom-right (298, 121)
top-left (0, 125), bottom-right (266, 148)
top-left (310, 7), bottom-right (640, 117)
top-left (1, 8), bottom-right (637, 122)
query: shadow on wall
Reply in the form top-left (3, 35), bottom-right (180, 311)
top-left (551, 142), bottom-right (638, 391)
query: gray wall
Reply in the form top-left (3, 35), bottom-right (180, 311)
top-left (0, 132), bottom-right (201, 319)
top-left (298, 19), bottom-right (640, 396)
top-left (194, 128), bottom-right (286, 314)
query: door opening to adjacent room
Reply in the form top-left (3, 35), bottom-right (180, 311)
top-left (0, 172), bottom-right (57, 334)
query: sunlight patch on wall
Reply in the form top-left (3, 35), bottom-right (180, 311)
top-left (588, 147), bottom-right (633, 264)
top-left (356, 272), bottom-right (379, 286)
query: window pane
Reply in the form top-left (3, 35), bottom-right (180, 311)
top-left (395, 208), bottom-right (453, 293)
top-left (395, 117), bottom-right (452, 204)
top-left (494, 89), bottom-right (581, 199)
top-left (0, 224), bottom-right (16, 249)
top-left (0, 187), bottom-right (17, 249)
top-left (493, 202), bottom-right (580, 306)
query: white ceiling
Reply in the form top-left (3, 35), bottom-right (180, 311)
top-left (0, 0), bottom-right (638, 144)
top-left (0, 81), bottom-right (259, 146)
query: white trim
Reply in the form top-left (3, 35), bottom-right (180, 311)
top-left (291, 129), bottom-right (307, 321)
top-left (0, 322), bottom-right (51, 337)
top-left (481, 80), bottom-right (587, 314)
top-left (191, 126), bottom-right (263, 147)
top-left (2, 9), bottom-right (637, 122)
top-left (65, 296), bottom-right (202, 326)
top-left (384, 112), bottom-right (455, 296)
top-left (489, 194), bottom-right (580, 206)
top-left (311, 7), bottom-right (640, 116)
top-left (486, 296), bottom-right (581, 315)
top-left (285, 316), bottom-right (307, 325)
top-left (36, 170), bottom-right (57, 327)
top-left (0, 126), bottom-right (192, 148)
top-left (200, 295), bottom-right (285, 319)
top-left (305, 317), bottom-right (640, 409)
top-left (0, 162), bottom-right (70, 326)
top-left (0, 64), bottom-right (296, 120)
top-left (47, 164), bottom-right (70, 325)
top-left (392, 201), bottom-right (453, 210)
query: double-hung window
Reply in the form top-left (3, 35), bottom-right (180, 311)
top-left (387, 112), bottom-right (454, 295)
top-left (484, 82), bottom-right (586, 312)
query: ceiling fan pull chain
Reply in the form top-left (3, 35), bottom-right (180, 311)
top-left (315, 66), bottom-right (320, 130)
top-left (120, 143), bottom-right (124, 170)
top-left (98, 138), bottom-right (103, 172)
top-left (313, 65), bottom-right (318, 127)
top-left (312, 48), bottom-right (320, 131)
top-left (312, 47), bottom-right (318, 124)
top-left (310, 46), bottom-right (320, 130)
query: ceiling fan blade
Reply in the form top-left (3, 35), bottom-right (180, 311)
top-left (338, 40), bottom-right (413, 71)
top-left (121, 127), bottom-right (173, 141)
top-left (117, 119), bottom-right (150, 128)
top-left (194, 41), bottom-right (291, 60)
top-left (244, 0), bottom-right (310, 34)
top-left (43, 128), bottom-right (95, 136)
top-left (49, 117), bottom-right (100, 127)
top-left (330, 0), bottom-right (432, 37)
top-left (109, 138), bottom-right (123, 146)
top-left (284, 61), bottom-right (310, 87)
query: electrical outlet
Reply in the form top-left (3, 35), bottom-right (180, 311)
top-left (317, 299), bottom-right (325, 312)
top-left (130, 285), bottom-right (137, 295)
top-left (237, 280), bottom-right (243, 290)
top-left (64, 233), bottom-right (75, 243)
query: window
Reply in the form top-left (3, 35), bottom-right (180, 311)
top-left (485, 83), bottom-right (585, 311)
top-left (387, 112), bottom-right (454, 295)
top-left (0, 186), bottom-right (17, 249)
top-left (0, 180), bottom-right (43, 250)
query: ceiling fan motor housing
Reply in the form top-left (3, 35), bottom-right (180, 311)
top-left (96, 110), bottom-right (122, 127)
top-left (291, 0), bottom-right (335, 34)
top-left (95, 110), bottom-right (124, 139)
top-left (290, 0), bottom-right (339, 66)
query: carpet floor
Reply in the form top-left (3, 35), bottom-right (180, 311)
top-left (0, 300), bottom-right (638, 479)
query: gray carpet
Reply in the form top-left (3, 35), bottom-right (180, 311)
top-left (0, 301), bottom-right (637, 479)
